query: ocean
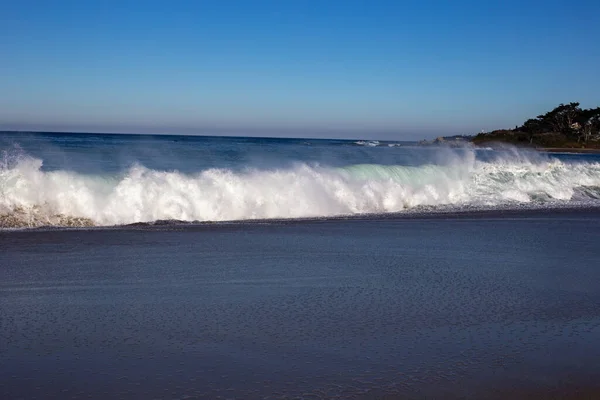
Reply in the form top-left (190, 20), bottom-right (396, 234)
top-left (1, 132), bottom-right (600, 227)
top-left (2, 131), bottom-right (600, 399)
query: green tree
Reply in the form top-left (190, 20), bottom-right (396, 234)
top-left (577, 107), bottom-right (600, 143)
top-left (521, 118), bottom-right (544, 143)
top-left (539, 102), bottom-right (581, 136)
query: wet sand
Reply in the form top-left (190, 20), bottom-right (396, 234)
top-left (2, 210), bottom-right (600, 399)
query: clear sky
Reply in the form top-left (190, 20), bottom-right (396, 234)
top-left (1, 0), bottom-right (599, 139)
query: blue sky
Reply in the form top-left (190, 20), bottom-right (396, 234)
top-left (1, 0), bottom-right (599, 139)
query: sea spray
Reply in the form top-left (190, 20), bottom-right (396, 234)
top-left (2, 146), bottom-right (600, 227)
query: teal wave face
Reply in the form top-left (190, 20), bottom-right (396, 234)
top-left (339, 164), bottom-right (466, 185)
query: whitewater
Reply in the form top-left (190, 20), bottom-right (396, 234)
top-left (2, 132), bottom-right (600, 228)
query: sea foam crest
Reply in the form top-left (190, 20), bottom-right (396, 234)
top-left (1, 149), bottom-right (600, 227)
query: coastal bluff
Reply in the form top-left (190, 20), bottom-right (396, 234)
top-left (472, 102), bottom-right (600, 150)
top-left (420, 102), bottom-right (600, 151)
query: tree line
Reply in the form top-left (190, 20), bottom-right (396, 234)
top-left (518, 102), bottom-right (600, 143)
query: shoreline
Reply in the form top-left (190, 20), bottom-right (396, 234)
top-left (538, 147), bottom-right (600, 153)
top-left (3, 205), bottom-right (600, 232)
top-left (470, 143), bottom-right (600, 153)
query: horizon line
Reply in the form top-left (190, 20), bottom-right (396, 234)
top-left (0, 127), bottom-right (468, 142)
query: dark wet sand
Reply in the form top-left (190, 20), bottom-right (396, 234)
top-left (2, 210), bottom-right (600, 399)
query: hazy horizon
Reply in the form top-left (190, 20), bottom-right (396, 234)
top-left (2, 1), bottom-right (599, 140)
top-left (0, 123), bottom-right (473, 141)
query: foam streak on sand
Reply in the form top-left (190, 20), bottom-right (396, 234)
top-left (2, 148), bottom-right (600, 227)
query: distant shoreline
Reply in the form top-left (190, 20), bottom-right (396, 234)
top-left (469, 102), bottom-right (600, 151)
top-left (419, 135), bottom-right (600, 153)
top-left (538, 147), bottom-right (600, 154)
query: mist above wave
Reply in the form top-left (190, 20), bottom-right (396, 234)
top-left (1, 147), bottom-right (600, 227)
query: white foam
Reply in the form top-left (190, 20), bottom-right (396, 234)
top-left (1, 149), bottom-right (600, 227)
top-left (354, 140), bottom-right (380, 147)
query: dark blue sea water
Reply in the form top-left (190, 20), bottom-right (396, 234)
top-left (1, 131), bottom-right (600, 227)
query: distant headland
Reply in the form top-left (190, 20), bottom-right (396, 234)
top-left (422, 102), bottom-right (600, 152)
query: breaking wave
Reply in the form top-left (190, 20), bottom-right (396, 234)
top-left (2, 149), bottom-right (600, 228)
top-left (354, 140), bottom-right (381, 147)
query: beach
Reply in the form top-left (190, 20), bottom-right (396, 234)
top-left (2, 210), bottom-right (600, 399)
top-left (4, 1), bottom-right (600, 397)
